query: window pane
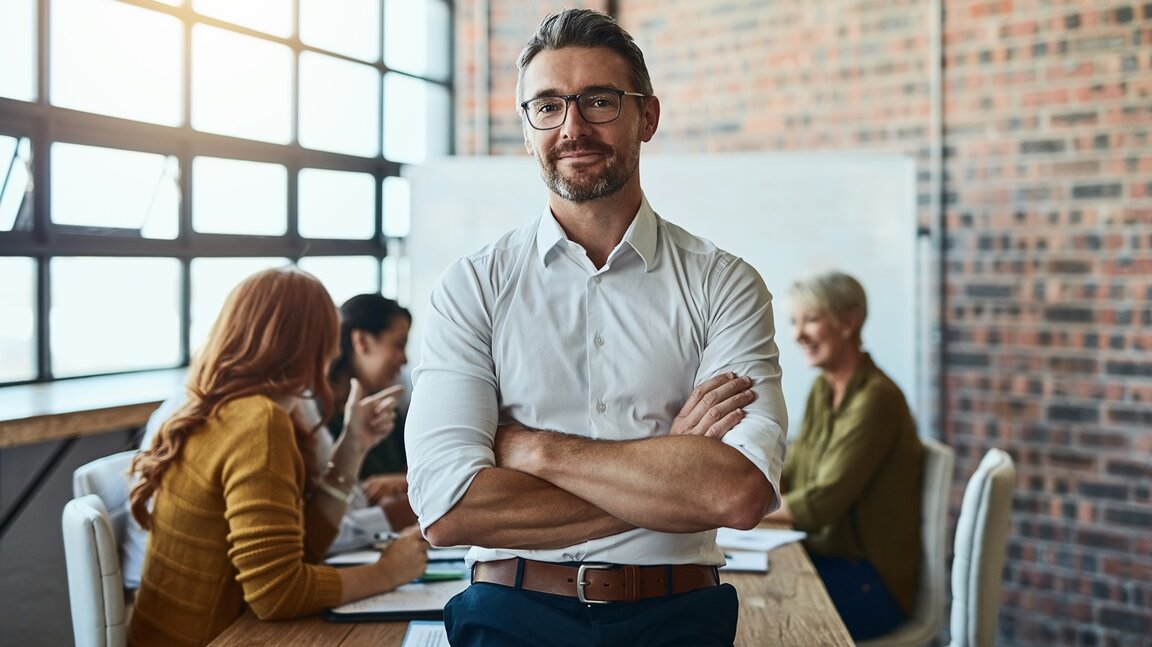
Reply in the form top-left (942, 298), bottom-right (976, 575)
top-left (0, 257), bottom-right (36, 383)
top-left (384, 0), bottom-right (451, 81)
top-left (50, 257), bottom-right (181, 377)
top-left (192, 0), bottom-right (292, 38)
top-left (297, 256), bottom-right (379, 306)
top-left (383, 75), bottom-right (450, 164)
top-left (299, 53), bottom-right (380, 157)
top-left (299, 168), bottom-right (375, 239)
top-left (0, 136), bottom-right (33, 232)
top-left (189, 257), bottom-right (289, 350)
top-left (382, 176), bottom-right (410, 238)
top-left (192, 25), bottom-right (292, 144)
top-left (300, 0), bottom-right (380, 62)
top-left (0, 0), bottom-right (36, 101)
top-left (50, 0), bottom-right (183, 126)
top-left (193, 157), bottom-right (287, 235)
top-left (51, 143), bottom-right (180, 239)
top-left (381, 241), bottom-right (409, 304)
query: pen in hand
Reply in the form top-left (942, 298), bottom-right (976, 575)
top-left (373, 531), bottom-right (401, 550)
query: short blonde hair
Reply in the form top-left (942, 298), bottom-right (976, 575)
top-left (789, 270), bottom-right (868, 343)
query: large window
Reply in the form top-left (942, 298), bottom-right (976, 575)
top-left (0, 0), bottom-right (452, 384)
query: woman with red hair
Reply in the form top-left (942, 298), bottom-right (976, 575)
top-left (127, 267), bottom-right (427, 647)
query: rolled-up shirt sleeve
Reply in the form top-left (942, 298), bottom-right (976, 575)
top-left (697, 256), bottom-right (788, 510)
top-left (406, 257), bottom-right (501, 532)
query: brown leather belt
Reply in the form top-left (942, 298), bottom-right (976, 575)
top-left (471, 558), bottom-right (720, 604)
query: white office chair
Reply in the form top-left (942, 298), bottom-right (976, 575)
top-left (859, 437), bottom-right (955, 647)
top-left (62, 494), bottom-right (129, 647)
top-left (73, 449), bottom-right (135, 503)
top-left (65, 450), bottom-right (136, 647)
top-left (947, 448), bottom-right (1016, 647)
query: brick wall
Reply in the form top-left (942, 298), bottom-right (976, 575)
top-left (454, 1), bottom-right (1152, 645)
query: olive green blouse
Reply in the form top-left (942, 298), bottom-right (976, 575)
top-left (782, 353), bottom-right (923, 615)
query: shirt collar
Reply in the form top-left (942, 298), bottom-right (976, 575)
top-left (534, 194), bottom-right (659, 271)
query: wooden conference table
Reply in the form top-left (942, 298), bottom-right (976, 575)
top-left (210, 537), bottom-right (853, 647)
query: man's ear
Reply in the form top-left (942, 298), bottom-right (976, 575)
top-left (640, 96), bottom-right (661, 143)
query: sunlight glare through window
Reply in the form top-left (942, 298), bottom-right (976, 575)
top-left (193, 157), bottom-right (287, 235)
top-left (297, 256), bottom-right (379, 306)
top-left (50, 0), bottom-right (183, 126)
top-left (0, 257), bottom-right (36, 383)
top-left (0, 0), bottom-right (36, 101)
top-left (192, 0), bottom-right (292, 38)
top-left (299, 168), bottom-right (375, 239)
top-left (50, 257), bottom-right (181, 377)
top-left (192, 25), bottom-right (293, 144)
top-left (0, 136), bottom-right (32, 232)
top-left (300, 0), bottom-right (380, 62)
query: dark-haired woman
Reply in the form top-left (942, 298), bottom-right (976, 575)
top-left (324, 293), bottom-right (415, 526)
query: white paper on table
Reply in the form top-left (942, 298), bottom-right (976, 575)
top-left (326, 547), bottom-right (474, 567)
top-left (402, 620), bottom-right (450, 647)
top-left (329, 579), bottom-right (469, 616)
top-left (325, 549), bottom-right (379, 566)
top-left (716, 527), bottom-right (807, 553)
top-left (719, 549), bottom-right (770, 573)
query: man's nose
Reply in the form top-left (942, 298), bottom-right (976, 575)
top-left (559, 101), bottom-right (593, 139)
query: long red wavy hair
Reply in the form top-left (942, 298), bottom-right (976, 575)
top-left (129, 266), bottom-right (339, 529)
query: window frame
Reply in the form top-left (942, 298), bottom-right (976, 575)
top-left (0, 0), bottom-right (454, 385)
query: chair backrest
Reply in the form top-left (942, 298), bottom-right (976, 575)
top-left (73, 450), bottom-right (136, 558)
top-left (857, 436), bottom-right (955, 647)
top-left (914, 438), bottom-right (957, 639)
top-left (62, 494), bottom-right (128, 647)
top-left (949, 448), bottom-right (1016, 647)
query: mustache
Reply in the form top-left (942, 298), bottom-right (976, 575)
top-left (548, 140), bottom-right (613, 161)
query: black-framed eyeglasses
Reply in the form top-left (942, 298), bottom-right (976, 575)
top-left (520, 88), bottom-right (648, 131)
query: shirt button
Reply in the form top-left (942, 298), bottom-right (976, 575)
top-left (594, 335), bottom-right (604, 347)
top-left (593, 275), bottom-right (602, 284)
top-left (596, 401), bottom-right (606, 414)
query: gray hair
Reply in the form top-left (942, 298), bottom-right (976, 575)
top-left (516, 8), bottom-right (654, 104)
top-left (790, 271), bottom-right (869, 343)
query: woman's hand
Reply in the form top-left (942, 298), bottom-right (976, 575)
top-left (374, 525), bottom-right (429, 589)
top-left (344, 378), bottom-right (405, 451)
top-left (362, 473), bottom-right (408, 505)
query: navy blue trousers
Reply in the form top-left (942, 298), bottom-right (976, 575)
top-left (444, 581), bottom-right (739, 647)
top-left (809, 555), bottom-right (908, 640)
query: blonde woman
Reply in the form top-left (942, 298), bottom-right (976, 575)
top-left (768, 270), bottom-right (923, 640)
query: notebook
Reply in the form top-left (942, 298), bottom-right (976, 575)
top-left (324, 578), bottom-right (470, 622)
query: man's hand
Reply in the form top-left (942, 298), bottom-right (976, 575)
top-left (670, 373), bottom-right (755, 438)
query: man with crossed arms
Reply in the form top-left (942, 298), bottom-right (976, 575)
top-left (406, 9), bottom-right (788, 645)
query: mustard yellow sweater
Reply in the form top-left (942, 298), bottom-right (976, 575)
top-left (782, 354), bottom-right (924, 615)
top-left (129, 395), bottom-right (343, 646)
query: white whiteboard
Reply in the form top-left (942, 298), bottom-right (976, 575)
top-left (405, 152), bottom-right (918, 431)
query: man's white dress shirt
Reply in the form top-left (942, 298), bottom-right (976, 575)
top-left (407, 195), bottom-right (787, 567)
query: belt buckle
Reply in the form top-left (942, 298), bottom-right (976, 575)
top-left (576, 563), bottom-right (614, 604)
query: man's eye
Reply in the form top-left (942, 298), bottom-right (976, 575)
top-left (535, 100), bottom-right (562, 114)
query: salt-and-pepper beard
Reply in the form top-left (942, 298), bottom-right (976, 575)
top-left (540, 137), bottom-right (641, 203)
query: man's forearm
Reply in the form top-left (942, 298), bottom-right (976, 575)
top-left (423, 466), bottom-right (633, 549)
top-left (512, 432), bottom-right (774, 533)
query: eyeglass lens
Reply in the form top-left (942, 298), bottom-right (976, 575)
top-left (525, 91), bottom-right (623, 129)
